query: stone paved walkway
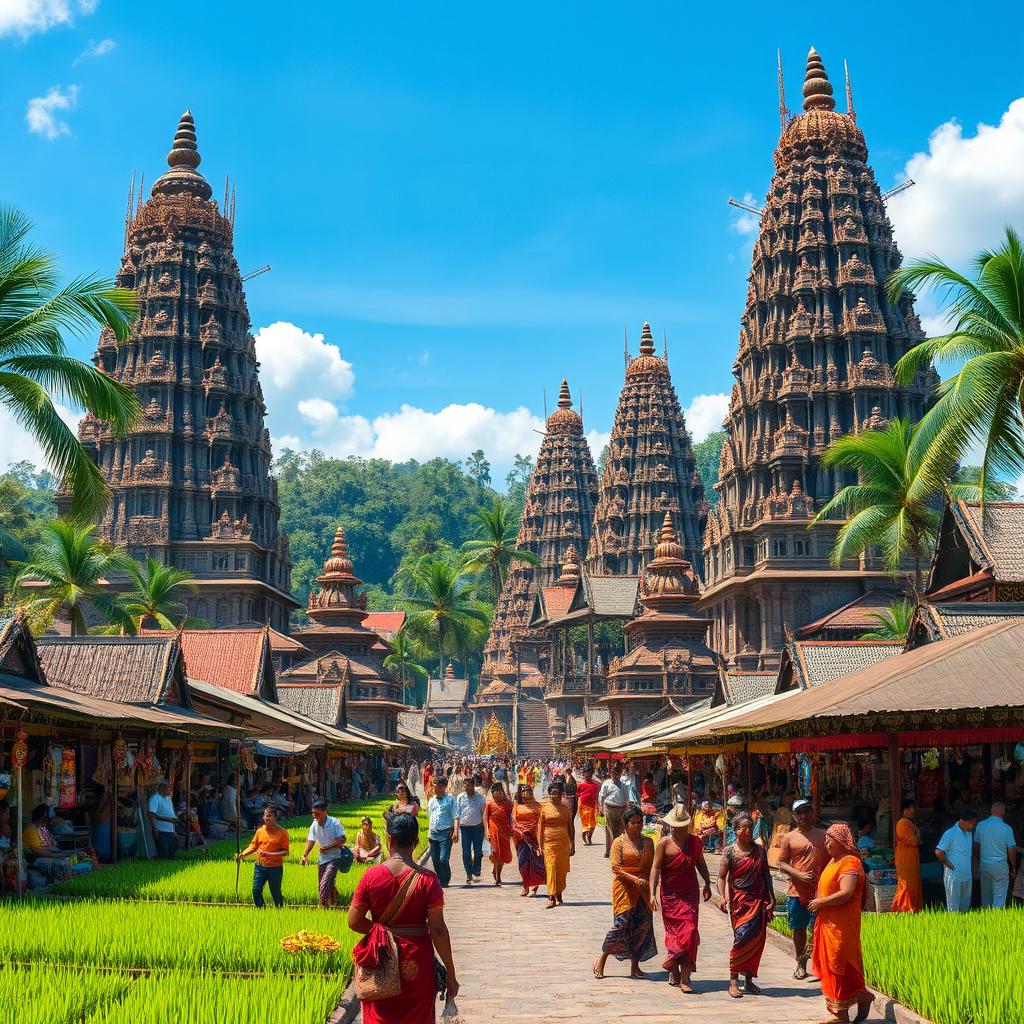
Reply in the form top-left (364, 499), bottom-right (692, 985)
top-left (441, 836), bottom-right (828, 1024)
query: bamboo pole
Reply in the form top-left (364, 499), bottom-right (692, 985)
top-left (111, 742), bottom-right (118, 866)
top-left (16, 766), bottom-right (24, 899)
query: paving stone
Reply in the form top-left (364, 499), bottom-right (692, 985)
top-left (440, 835), bottom-right (828, 1023)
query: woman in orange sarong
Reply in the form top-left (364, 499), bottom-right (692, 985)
top-left (422, 764), bottom-right (435, 801)
top-left (809, 824), bottom-right (873, 1024)
top-left (512, 783), bottom-right (545, 896)
top-left (889, 799), bottom-right (922, 913)
top-left (484, 782), bottom-right (513, 885)
top-left (537, 780), bottom-right (574, 908)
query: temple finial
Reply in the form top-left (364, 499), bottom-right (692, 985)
top-left (557, 378), bottom-right (572, 409)
top-left (777, 48), bottom-right (788, 135)
top-left (639, 321), bottom-right (655, 356)
top-left (844, 59), bottom-right (856, 120)
top-left (151, 109), bottom-right (212, 200)
top-left (802, 47), bottom-right (835, 112)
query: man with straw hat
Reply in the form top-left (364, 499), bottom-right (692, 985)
top-left (650, 804), bottom-right (713, 993)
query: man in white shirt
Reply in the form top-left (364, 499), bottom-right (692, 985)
top-left (974, 801), bottom-right (1017, 908)
top-left (620, 761), bottom-right (639, 805)
top-left (936, 806), bottom-right (978, 912)
top-left (598, 762), bottom-right (628, 858)
top-left (455, 776), bottom-right (487, 885)
top-left (147, 780), bottom-right (179, 860)
top-left (301, 799), bottom-right (347, 907)
top-left (220, 773), bottom-right (239, 826)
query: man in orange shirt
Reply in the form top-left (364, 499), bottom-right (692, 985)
top-left (236, 805), bottom-right (290, 908)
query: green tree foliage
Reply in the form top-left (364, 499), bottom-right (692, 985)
top-left (890, 226), bottom-right (1024, 497)
top-left (466, 449), bottom-right (491, 488)
top-left (814, 418), bottom-right (978, 591)
top-left (7, 520), bottom-right (136, 635)
top-left (110, 557), bottom-right (206, 632)
top-left (0, 206), bottom-right (141, 520)
top-left (461, 497), bottom-right (538, 604)
top-left (504, 454), bottom-right (534, 523)
top-left (859, 599), bottom-right (914, 641)
top-left (953, 466), bottom-right (1019, 501)
top-left (382, 624), bottom-right (431, 706)
top-left (693, 430), bottom-right (726, 507)
top-left (274, 450), bottom-right (502, 608)
top-left (0, 461), bottom-right (56, 573)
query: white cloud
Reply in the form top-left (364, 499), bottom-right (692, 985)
top-left (729, 192), bottom-right (761, 238)
top-left (25, 84), bottom-right (79, 139)
top-left (0, 402), bottom-right (82, 472)
top-left (683, 392), bottom-right (729, 443)
top-left (72, 36), bottom-right (114, 63)
top-left (586, 429), bottom-right (611, 459)
top-left (0, 0), bottom-right (96, 38)
top-left (255, 321), bottom-right (354, 399)
top-left (888, 98), bottom-right (1024, 272)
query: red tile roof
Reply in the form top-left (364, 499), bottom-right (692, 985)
top-left (141, 629), bottom-right (270, 697)
top-left (797, 590), bottom-right (903, 638)
top-left (542, 585), bottom-right (575, 620)
top-left (364, 611), bottom-right (406, 636)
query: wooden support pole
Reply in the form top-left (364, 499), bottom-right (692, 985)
top-left (16, 766), bottom-right (24, 899)
top-left (111, 741), bottom-right (118, 866)
top-left (888, 733), bottom-right (900, 846)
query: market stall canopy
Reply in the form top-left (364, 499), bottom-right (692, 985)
top-left (256, 738), bottom-right (314, 757)
top-left (712, 617), bottom-right (1024, 735)
top-left (397, 725), bottom-right (451, 751)
top-left (0, 676), bottom-right (243, 737)
top-left (188, 678), bottom-right (385, 750)
top-left (584, 699), bottom-right (711, 753)
top-left (656, 690), bottom-right (802, 752)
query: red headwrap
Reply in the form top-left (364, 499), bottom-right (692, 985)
top-left (824, 822), bottom-right (860, 859)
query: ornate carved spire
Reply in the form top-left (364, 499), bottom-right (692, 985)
top-left (639, 320), bottom-right (655, 356)
top-left (802, 47), bottom-right (836, 112)
top-left (151, 110), bottom-right (213, 201)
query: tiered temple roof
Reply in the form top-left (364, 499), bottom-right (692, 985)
top-left (701, 49), bottom-right (935, 668)
top-left (279, 526), bottom-right (403, 741)
top-left (68, 111), bottom-right (295, 630)
top-left (588, 322), bottom-right (706, 576)
top-left (603, 512), bottom-right (721, 735)
top-left (479, 380), bottom-right (598, 690)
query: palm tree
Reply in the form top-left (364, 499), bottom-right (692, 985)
top-left (0, 206), bottom-right (141, 519)
top-left (400, 554), bottom-right (491, 730)
top-left (859, 599), bottom-right (914, 641)
top-left (7, 520), bottom-right (136, 635)
top-left (382, 623), bottom-right (430, 706)
top-left (461, 498), bottom-right (538, 604)
top-left (813, 418), bottom-right (978, 592)
top-left (889, 226), bottom-right (1024, 496)
top-left (111, 557), bottom-right (206, 632)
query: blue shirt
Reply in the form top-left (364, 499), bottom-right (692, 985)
top-left (937, 823), bottom-right (974, 882)
top-left (428, 794), bottom-right (456, 836)
top-left (974, 816), bottom-right (1015, 866)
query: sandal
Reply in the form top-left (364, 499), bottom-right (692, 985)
top-left (592, 960), bottom-right (605, 980)
top-left (545, 898), bottom-right (557, 909)
top-left (679, 982), bottom-right (694, 994)
top-left (794, 963), bottom-right (809, 980)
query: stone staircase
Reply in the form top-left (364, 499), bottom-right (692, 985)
top-left (517, 698), bottom-right (553, 758)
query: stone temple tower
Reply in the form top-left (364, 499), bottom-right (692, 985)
top-left (587, 322), bottom-right (706, 577)
top-left (700, 49), bottom-right (935, 669)
top-left (72, 111), bottom-right (296, 630)
top-left (478, 380), bottom-right (599, 690)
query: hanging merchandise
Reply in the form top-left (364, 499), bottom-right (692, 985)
top-left (58, 746), bottom-right (77, 809)
top-left (43, 747), bottom-right (57, 798)
top-left (113, 735), bottom-right (131, 771)
top-left (798, 753), bottom-right (812, 796)
top-left (239, 743), bottom-right (258, 772)
top-left (1014, 742), bottom-right (1024, 765)
top-left (11, 730), bottom-right (28, 768)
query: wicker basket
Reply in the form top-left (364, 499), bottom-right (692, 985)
top-left (870, 882), bottom-right (898, 913)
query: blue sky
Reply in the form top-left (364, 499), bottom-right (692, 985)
top-left (5, 1), bottom-right (1024, 480)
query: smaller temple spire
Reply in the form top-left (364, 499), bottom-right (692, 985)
top-left (557, 378), bottom-right (572, 409)
top-left (639, 321), bottom-right (655, 356)
top-left (151, 109), bottom-right (213, 201)
top-left (802, 47), bottom-right (836, 112)
top-left (777, 48), bottom-right (789, 135)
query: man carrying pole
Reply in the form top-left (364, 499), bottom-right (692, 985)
top-left (300, 799), bottom-right (348, 908)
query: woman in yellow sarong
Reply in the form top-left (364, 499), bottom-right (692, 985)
top-left (889, 799), bottom-right (922, 913)
top-left (537, 779), bottom-right (574, 909)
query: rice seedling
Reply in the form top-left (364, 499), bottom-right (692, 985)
top-left (0, 900), bottom-right (355, 976)
top-left (862, 908), bottom-right (1024, 1024)
top-left (0, 964), bottom-right (134, 1024)
top-left (83, 970), bottom-right (344, 1024)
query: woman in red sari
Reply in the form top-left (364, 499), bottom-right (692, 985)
top-left (808, 824), bottom-right (872, 1023)
top-left (651, 805), bottom-right (712, 993)
top-left (717, 812), bottom-right (774, 999)
top-left (511, 783), bottom-right (545, 896)
top-left (484, 781), bottom-right (513, 885)
top-left (348, 812), bottom-right (459, 1024)
top-left (577, 767), bottom-right (600, 845)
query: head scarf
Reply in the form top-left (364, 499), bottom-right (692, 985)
top-left (825, 823), bottom-right (860, 859)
